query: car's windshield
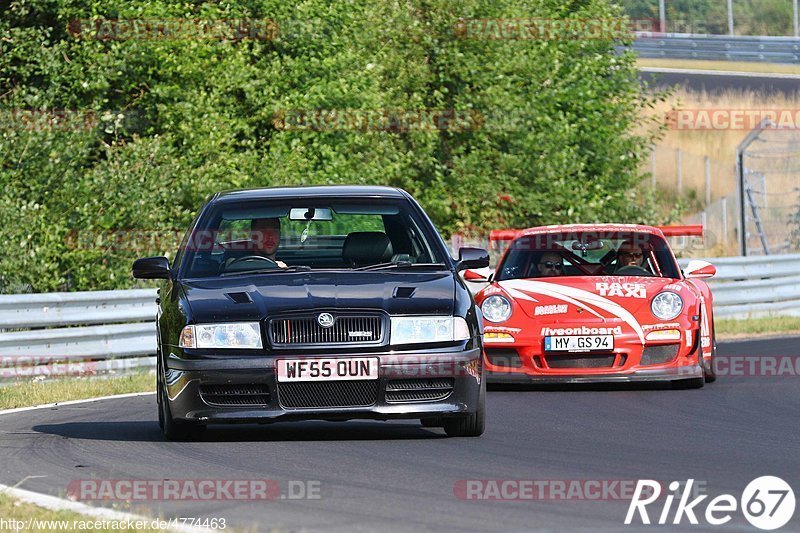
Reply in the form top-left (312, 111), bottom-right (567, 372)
top-left (496, 231), bottom-right (681, 280)
top-left (180, 198), bottom-right (448, 277)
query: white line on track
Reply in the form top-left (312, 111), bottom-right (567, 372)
top-left (0, 392), bottom-right (214, 533)
top-left (0, 391), bottom-right (155, 417)
top-left (640, 67), bottom-right (800, 79)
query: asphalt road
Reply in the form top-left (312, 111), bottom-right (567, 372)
top-left (639, 69), bottom-right (800, 96)
top-left (0, 337), bottom-right (798, 532)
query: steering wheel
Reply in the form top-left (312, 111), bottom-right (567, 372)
top-left (226, 256), bottom-right (279, 270)
top-left (615, 265), bottom-right (652, 276)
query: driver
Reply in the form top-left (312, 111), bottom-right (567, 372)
top-left (250, 217), bottom-right (287, 268)
top-left (614, 240), bottom-right (647, 273)
top-left (537, 252), bottom-right (564, 277)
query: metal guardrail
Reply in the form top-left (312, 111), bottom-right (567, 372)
top-left (0, 289), bottom-right (157, 379)
top-left (632, 33), bottom-right (800, 64)
top-left (1, 254), bottom-right (798, 374)
top-left (678, 255), bottom-right (800, 318)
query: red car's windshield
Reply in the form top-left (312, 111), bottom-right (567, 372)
top-left (495, 231), bottom-right (681, 280)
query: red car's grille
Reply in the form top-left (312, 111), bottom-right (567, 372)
top-left (545, 354), bottom-right (616, 369)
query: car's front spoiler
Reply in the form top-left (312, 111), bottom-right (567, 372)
top-left (486, 364), bottom-right (703, 384)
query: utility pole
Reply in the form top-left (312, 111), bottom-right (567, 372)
top-left (659, 0), bottom-right (666, 33)
top-left (794, 0), bottom-right (799, 37)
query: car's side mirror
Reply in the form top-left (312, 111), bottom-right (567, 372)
top-left (456, 247), bottom-right (490, 271)
top-left (133, 256), bottom-right (172, 279)
top-left (684, 259), bottom-right (716, 279)
top-left (463, 267), bottom-right (494, 282)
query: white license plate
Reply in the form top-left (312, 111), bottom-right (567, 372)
top-left (276, 357), bottom-right (379, 382)
top-left (544, 335), bottom-right (613, 352)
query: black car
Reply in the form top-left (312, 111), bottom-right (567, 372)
top-left (133, 185), bottom-right (489, 440)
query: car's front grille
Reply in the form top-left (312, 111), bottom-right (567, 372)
top-left (269, 314), bottom-right (384, 346)
top-left (545, 354), bottom-right (616, 369)
top-left (641, 344), bottom-right (680, 366)
top-left (278, 381), bottom-right (378, 408)
top-left (385, 378), bottom-right (454, 403)
top-left (485, 348), bottom-right (523, 368)
top-left (199, 384), bottom-right (271, 407)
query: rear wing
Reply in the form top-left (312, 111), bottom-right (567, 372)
top-left (488, 229), bottom-right (521, 249)
top-left (657, 225), bottom-right (704, 240)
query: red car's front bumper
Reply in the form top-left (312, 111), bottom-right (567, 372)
top-left (483, 328), bottom-right (703, 384)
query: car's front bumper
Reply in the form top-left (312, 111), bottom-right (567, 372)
top-left (164, 348), bottom-right (482, 424)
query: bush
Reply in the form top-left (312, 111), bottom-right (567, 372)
top-left (0, 0), bottom-right (664, 292)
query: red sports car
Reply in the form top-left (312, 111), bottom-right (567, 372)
top-left (468, 224), bottom-right (717, 387)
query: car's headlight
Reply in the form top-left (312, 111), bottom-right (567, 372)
top-left (390, 316), bottom-right (470, 344)
top-left (179, 322), bottom-right (263, 349)
top-left (651, 292), bottom-right (684, 321)
top-left (481, 295), bottom-right (512, 323)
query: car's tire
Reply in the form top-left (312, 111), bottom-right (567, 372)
top-left (420, 417), bottom-right (443, 428)
top-left (443, 378), bottom-right (486, 437)
top-left (159, 382), bottom-right (204, 442)
top-left (156, 355), bottom-right (165, 431)
top-left (704, 337), bottom-right (718, 384)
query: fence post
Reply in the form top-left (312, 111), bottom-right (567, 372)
top-left (721, 196), bottom-right (728, 249)
top-left (727, 0), bottom-right (735, 36)
top-left (651, 146), bottom-right (657, 188)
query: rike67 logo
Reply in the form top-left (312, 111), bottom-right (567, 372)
top-left (626, 477), bottom-right (796, 530)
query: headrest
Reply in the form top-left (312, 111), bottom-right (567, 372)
top-left (342, 232), bottom-right (393, 267)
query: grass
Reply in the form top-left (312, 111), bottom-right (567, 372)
top-left (0, 493), bottom-right (165, 533)
top-left (0, 372), bottom-right (154, 410)
top-left (638, 57), bottom-right (800, 75)
top-left (716, 316), bottom-right (800, 339)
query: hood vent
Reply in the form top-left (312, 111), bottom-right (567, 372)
top-left (393, 287), bottom-right (416, 299)
top-left (226, 292), bottom-right (253, 304)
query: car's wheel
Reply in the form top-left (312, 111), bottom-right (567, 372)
top-left (443, 378), bottom-right (485, 437)
top-left (159, 381), bottom-right (204, 442)
top-left (704, 336), bottom-right (718, 384)
top-left (420, 417), bottom-right (443, 428)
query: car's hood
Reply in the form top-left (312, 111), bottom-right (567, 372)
top-left (180, 271), bottom-right (455, 322)
top-left (495, 276), bottom-right (681, 319)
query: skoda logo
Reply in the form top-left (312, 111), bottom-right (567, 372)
top-left (317, 313), bottom-right (335, 328)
